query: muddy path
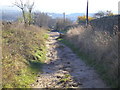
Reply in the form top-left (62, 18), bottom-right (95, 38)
top-left (32, 32), bottom-right (108, 88)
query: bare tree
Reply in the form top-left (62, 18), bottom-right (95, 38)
top-left (14, 0), bottom-right (34, 26)
top-left (94, 11), bottom-right (105, 18)
top-left (33, 12), bottom-right (52, 28)
top-left (55, 18), bottom-right (73, 31)
top-left (94, 10), bottom-right (113, 18)
top-left (106, 10), bottom-right (114, 16)
top-left (26, 0), bottom-right (34, 25)
top-left (14, 0), bottom-right (27, 24)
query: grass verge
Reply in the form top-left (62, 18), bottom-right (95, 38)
top-left (59, 38), bottom-right (118, 88)
top-left (2, 23), bottom-right (48, 88)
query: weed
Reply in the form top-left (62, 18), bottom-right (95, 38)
top-left (60, 74), bottom-right (71, 83)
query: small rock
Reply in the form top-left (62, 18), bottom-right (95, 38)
top-left (56, 76), bottom-right (61, 78)
top-left (48, 67), bottom-right (50, 69)
top-left (67, 62), bottom-right (70, 64)
top-left (50, 62), bottom-right (54, 65)
top-left (36, 80), bottom-right (39, 82)
top-left (72, 83), bottom-right (78, 87)
top-left (45, 72), bottom-right (49, 73)
top-left (57, 81), bottom-right (64, 85)
top-left (31, 84), bottom-right (34, 87)
top-left (78, 82), bottom-right (83, 85)
top-left (64, 68), bottom-right (72, 72)
top-left (37, 75), bottom-right (40, 77)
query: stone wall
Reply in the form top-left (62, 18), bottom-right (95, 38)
top-left (89, 15), bottom-right (119, 34)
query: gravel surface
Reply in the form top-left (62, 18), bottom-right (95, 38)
top-left (32, 32), bottom-right (108, 88)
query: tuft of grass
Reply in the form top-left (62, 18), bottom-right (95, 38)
top-left (43, 34), bottom-right (49, 40)
top-left (60, 74), bottom-right (71, 83)
top-left (2, 23), bottom-right (48, 88)
top-left (64, 74), bottom-right (71, 78)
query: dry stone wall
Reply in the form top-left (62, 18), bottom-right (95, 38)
top-left (90, 15), bottom-right (119, 34)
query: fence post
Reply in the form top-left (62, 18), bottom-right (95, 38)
top-left (86, 0), bottom-right (89, 26)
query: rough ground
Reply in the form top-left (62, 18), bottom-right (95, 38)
top-left (32, 32), bottom-right (108, 88)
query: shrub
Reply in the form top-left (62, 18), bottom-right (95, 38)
top-left (77, 16), bottom-right (94, 24)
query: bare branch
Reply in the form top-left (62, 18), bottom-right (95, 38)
top-left (27, 2), bottom-right (34, 10)
top-left (13, 0), bottom-right (27, 25)
top-left (13, 3), bottom-right (23, 9)
top-left (20, 0), bottom-right (24, 7)
top-left (14, 0), bottom-right (25, 9)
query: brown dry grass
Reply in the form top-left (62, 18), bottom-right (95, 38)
top-left (0, 21), bottom-right (2, 89)
top-left (64, 25), bottom-right (118, 88)
top-left (2, 22), bottom-right (47, 88)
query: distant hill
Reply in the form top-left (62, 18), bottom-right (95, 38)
top-left (48, 13), bottom-right (95, 21)
top-left (2, 10), bottom-right (22, 21)
top-left (1, 6), bottom-right (22, 21)
top-left (1, 6), bottom-right (95, 22)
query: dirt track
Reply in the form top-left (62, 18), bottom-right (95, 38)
top-left (32, 32), bottom-right (108, 88)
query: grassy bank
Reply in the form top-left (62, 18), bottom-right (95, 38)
top-left (59, 25), bottom-right (118, 88)
top-left (2, 23), bottom-right (48, 88)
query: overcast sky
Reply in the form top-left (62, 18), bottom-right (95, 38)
top-left (0, 0), bottom-right (119, 14)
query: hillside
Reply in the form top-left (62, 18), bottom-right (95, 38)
top-left (2, 22), bottom-right (48, 88)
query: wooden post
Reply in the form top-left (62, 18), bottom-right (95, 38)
top-left (63, 12), bottom-right (66, 30)
top-left (63, 12), bottom-right (65, 23)
top-left (86, 0), bottom-right (89, 26)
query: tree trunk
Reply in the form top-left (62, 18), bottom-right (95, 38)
top-left (22, 9), bottom-right (27, 27)
top-left (28, 10), bottom-right (32, 25)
